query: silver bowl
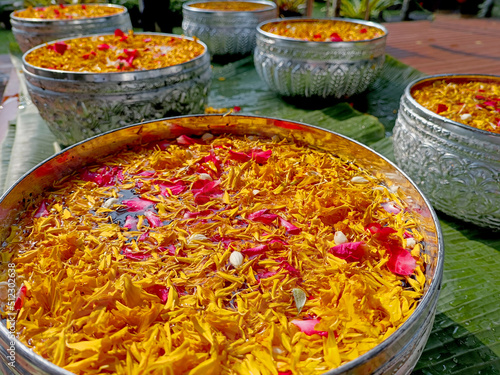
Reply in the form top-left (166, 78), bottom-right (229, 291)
top-left (22, 33), bottom-right (212, 147)
top-left (182, 0), bottom-right (277, 56)
top-left (254, 18), bottom-right (387, 98)
top-left (393, 74), bottom-right (500, 229)
top-left (10, 3), bottom-right (132, 54)
top-left (0, 115), bottom-right (443, 375)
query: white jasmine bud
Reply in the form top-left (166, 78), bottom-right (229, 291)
top-left (334, 231), bottom-right (348, 245)
top-left (102, 197), bottom-right (119, 209)
top-left (229, 251), bottom-right (244, 268)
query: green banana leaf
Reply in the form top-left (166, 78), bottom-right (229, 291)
top-left (1, 52), bottom-right (499, 374)
top-left (209, 55), bottom-right (386, 145)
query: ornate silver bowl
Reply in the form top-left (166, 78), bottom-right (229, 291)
top-left (182, 0), bottom-right (277, 56)
top-left (10, 4), bottom-right (132, 54)
top-left (22, 33), bottom-right (212, 147)
top-left (393, 74), bottom-right (500, 229)
top-left (0, 115), bottom-right (443, 375)
top-left (254, 18), bottom-right (387, 98)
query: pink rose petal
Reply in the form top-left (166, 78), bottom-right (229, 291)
top-left (291, 318), bottom-right (328, 337)
top-left (176, 135), bottom-right (202, 145)
top-left (248, 209), bottom-right (278, 225)
top-left (279, 217), bottom-right (301, 235)
top-left (329, 241), bottom-right (365, 262)
top-left (122, 197), bottom-right (155, 212)
top-left (123, 215), bottom-right (138, 230)
top-left (387, 247), bottom-right (416, 276)
top-left (366, 222), bottom-right (397, 239)
top-left (145, 210), bottom-right (162, 228)
top-left (34, 200), bottom-right (50, 218)
top-left (158, 245), bottom-right (176, 256)
top-left (381, 201), bottom-right (401, 214)
top-left (121, 247), bottom-right (150, 261)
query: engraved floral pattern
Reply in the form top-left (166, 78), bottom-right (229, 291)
top-left (182, 3), bottom-right (277, 56)
top-left (25, 56), bottom-right (212, 146)
top-left (253, 27), bottom-right (386, 98)
top-left (393, 96), bottom-right (500, 229)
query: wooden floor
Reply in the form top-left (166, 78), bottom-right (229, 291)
top-left (383, 13), bottom-right (500, 75)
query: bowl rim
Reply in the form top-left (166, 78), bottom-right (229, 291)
top-left (0, 114), bottom-right (444, 374)
top-left (405, 73), bottom-right (500, 140)
top-left (183, 0), bottom-right (277, 14)
top-left (256, 17), bottom-right (388, 45)
top-left (11, 3), bottom-right (128, 23)
top-left (21, 32), bottom-right (210, 82)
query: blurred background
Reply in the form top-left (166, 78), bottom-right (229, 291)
top-left (1, 0), bottom-right (499, 36)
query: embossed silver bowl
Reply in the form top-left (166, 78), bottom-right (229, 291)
top-left (0, 115), bottom-right (443, 375)
top-left (11, 4), bottom-right (132, 54)
top-left (254, 18), bottom-right (387, 98)
top-left (182, 0), bottom-right (277, 56)
top-left (393, 74), bottom-right (500, 229)
top-left (22, 33), bottom-right (212, 147)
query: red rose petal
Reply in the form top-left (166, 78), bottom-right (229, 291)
top-left (228, 149), bottom-right (251, 162)
top-left (14, 285), bottom-right (27, 310)
top-left (48, 41), bottom-right (68, 55)
top-left (436, 104), bottom-right (448, 114)
top-left (81, 166), bottom-right (121, 187)
top-left (250, 149), bottom-right (272, 164)
top-left (98, 43), bottom-right (111, 51)
top-left (147, 285), bottom-right (169, 303)
top-left (278, 260), bottom-right (300, 277)
top-left (329, 32), bottom-right (343, 42)
top-left (241, 244), bottom-right (268, 257)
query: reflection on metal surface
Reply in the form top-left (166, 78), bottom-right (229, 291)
top-left (393, 74), bottom-right (500, 229)
top-left (11, 4), bottom-right (133, 54)
top-left (254, 18), bottom-right (387, 99)
top-left (182, 0), bottom-right (277, 56)
top-left (0, 115), bottom-right (443, 375)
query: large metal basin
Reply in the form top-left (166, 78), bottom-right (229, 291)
top-left (22, 33), bottom-right (212, 147)
top-left (182, 0), bottom-right (277, 56)
top-left (0, 115), bottom-right (443, 375)
top-left (393, 74), bottom-right (500, 229)
top-left (11, 3), bottom-right (132, 54)
top-left (254, 18), bottom-right (387, 98)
